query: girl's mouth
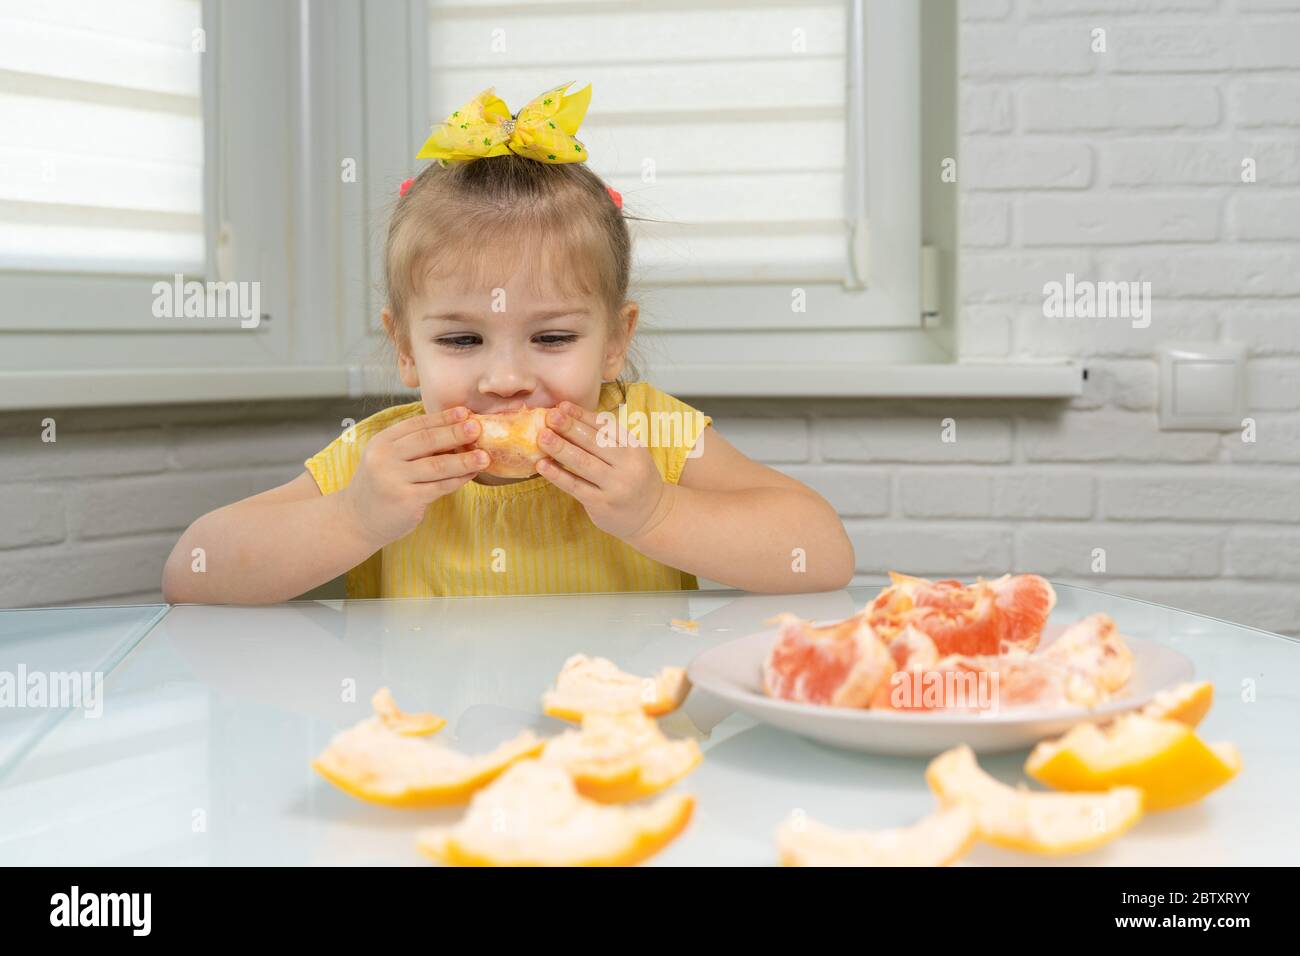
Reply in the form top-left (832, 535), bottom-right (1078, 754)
top-left (477, 401), bottom-right (540, 415)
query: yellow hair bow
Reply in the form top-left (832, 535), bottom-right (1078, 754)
top-left (416, 81), bottom-right (592, 166)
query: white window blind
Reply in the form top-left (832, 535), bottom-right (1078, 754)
top-left (0, 0), bottom-right (305, 409)
top-left (0, 0), bottom-right (205, 275)
top-left (426, 0), bottom-right (853, 285)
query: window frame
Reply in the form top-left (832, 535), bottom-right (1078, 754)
top-left (0, 0), bottom-right (1081, 408)
top-left (356, 0), bottom-right (1076, 398)
top-left (351, 0), bottom-right (989, 397)
top-left (0, 0), bottom-right (300, 407)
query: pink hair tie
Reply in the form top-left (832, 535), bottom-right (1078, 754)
top-left (606, 185), bottom-right (622, 210)
top-left (399, 177), bottom-right (415, 198)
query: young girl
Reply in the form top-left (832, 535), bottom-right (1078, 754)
top-left (162, 82), bottom-right (854, 604)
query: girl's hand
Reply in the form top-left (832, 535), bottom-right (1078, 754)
top-left (535, 401), bottom-right (672, 543)
top-left (339, 406), bottom-right (488, 547)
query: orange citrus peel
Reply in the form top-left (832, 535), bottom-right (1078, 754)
top-left (312, 717), bottom-right (542, 808)
top-left (1140, 680), bottom-right (1214, 728)
top-left (371, 687), bottom-right (446, 736)
top-left (776, 803), bottom-right (977, 867)
top-left (542, 654), bottom-right (689, 722)
top-left (1025, 712), bottom-right (1240, 811)
top-left (416, 759), bottom-right (695, 866)
top-left (926, 744), bottom-right (1143, 855)
top-left (541, 709), bottom-right (702, 802)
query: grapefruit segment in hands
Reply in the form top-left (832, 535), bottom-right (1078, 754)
top-left (311, 718), bottom-right (542, 808)
top-left (775, 803), bottom-right (977, 867)
top-left (762, 613), bottom-right (895, 708)
top-left (926, 745), bottom-right (1143, 855)
top-left (415, 760), bottom-right (694, 866)
top-left (541, 709), bottom-right (702, 803)
top-left (542, 654), bottom-right (689, 721)
top-left (1025, 714), bottom-right (1240, 811)
top-left (470, 406), bottom-right (549, 478)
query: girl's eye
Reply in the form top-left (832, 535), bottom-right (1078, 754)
top-left (437, 335), bottom-right (479, 350)
top-left (536, 334), bottom-right (578, 348)
top-left (436, 334), bottom-right (576, 351)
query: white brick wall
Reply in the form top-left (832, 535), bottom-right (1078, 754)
top-left (0, 0), bottom-right (1295, 640)
top-left (0, 400), bottom-right (365, 608)
top-left (950, 0), bottom-right (1300, 637)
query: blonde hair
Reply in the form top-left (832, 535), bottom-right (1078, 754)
top-left (380, 153), bottom-right (643, 403)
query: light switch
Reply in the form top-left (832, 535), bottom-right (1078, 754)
top-left (1159, 343), bottom-right (1246, 430)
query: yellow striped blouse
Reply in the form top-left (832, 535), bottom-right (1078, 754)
top-left (304, 381), bottom-right (712, 598)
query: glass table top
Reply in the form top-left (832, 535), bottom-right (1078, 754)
top-left (0, 604), bottom-right (168, 781)
top-left (0, 584), bottom-right (1294, 865)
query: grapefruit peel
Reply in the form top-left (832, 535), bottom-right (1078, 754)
top-left (416, 759), bottom-right (694, 866)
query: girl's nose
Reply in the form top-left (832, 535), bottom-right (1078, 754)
top-left (481, 366), bottom-right (534, 400)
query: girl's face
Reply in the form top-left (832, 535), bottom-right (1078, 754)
top-left (383, 260), bottom-right (637, 485)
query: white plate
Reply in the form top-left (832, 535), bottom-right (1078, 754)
top-left (685, 621), bottom-right (1196, 756)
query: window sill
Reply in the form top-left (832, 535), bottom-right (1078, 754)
top-left (0, 361), bottom-right (1082, 411)
top-left (646, 361), bottom-right (1083, 399)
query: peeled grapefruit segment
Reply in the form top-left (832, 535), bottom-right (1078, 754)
top-left (542, 654), bottom-right (689, 721)
top-left (867, 627), bottom-right (945, 710)
top-left (540, 709), bottom-right (702, 803)
top-left (926, 745), bottom-right (1143, 855)
top-left (1042, 612), bottom-right (1134, 695)
top-left (1140, 681), bottom-right (1214, 728)
top-left (868, 572), bottom-right (1056, 656)
top-left (762, 612), bottom-right (894, 708)
top-left (311, 718), bottom-right (542, 808)
top-left (872, 651), bottom-right (1040, 712)
top-left (914, 620), bottom-right (1129, 713)
top-left (775, 803), bottom-right (977, 867)
top-left (872, 650), bottom-right (1106, 713)
top-left (371, 687), bottom-right (446, 736)
top-left (416, 760), bottom-right (694, 866)
top-left (1025, 714), bottom-right (1241, 811)
top-left (989, 573), bottom-right (1057, 653)
top-left (887, 625), bottom-right (940, 672)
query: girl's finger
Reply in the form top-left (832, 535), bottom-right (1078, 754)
top-left (393, 414), bottom-right (481, 461)
top-left (559, 401), bottom-right (649, 454)
top-left (536, 456), bottom-right (599, 505)
top-left (538, 428), bottom-right (610, 485)
top-left (379, 406), bottom-right (466, 444)
top-left (408, 448), bottom-right (489, 483)
top-left (556, 400), bottom-right (601, 427)
top-left (415, 471), bottom-right (477, 500)
top-left (547, 405), bottom-right (620, 465)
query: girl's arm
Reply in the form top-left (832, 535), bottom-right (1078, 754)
top-left (161, 471), bottom-right (382, 605)
top-left (627, 427), bottom-right (856, 593)
top-left (163, 407), bottom-right (484, 605)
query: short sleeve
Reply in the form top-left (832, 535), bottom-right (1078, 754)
top-left (631, 383), bottom-right (712, 486)
top-left (304, 428), bottom-right (362, 496)
top-left (304, 402), bottom-right (421, 495)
